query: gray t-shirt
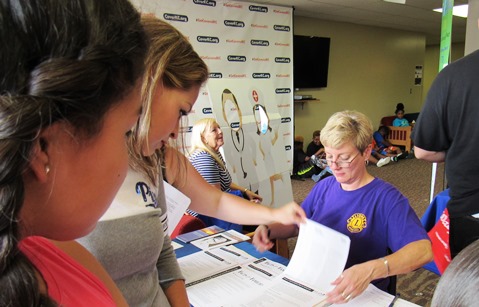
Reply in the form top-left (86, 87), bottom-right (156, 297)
top-left (77, 168), bottom-right (183, 306)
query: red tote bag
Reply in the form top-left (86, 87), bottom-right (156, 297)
top-left (428, 208), bottom-right (451, 274)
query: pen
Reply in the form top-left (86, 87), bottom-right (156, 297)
top-left (388, 293), bottom-right (400, 307)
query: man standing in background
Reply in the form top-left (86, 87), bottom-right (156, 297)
top-left (412, 47), bottom-right (479, 258)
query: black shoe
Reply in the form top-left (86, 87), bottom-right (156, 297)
top-left (397, 152), bottom-right (407, 160)
top-left (291, 174), bottom-right (305, 181)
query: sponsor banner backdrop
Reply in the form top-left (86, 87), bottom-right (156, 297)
top-left (133, 0), bottom-right (294, 207)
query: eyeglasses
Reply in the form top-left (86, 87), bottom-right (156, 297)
top-left (319, 153), bottom-right (360, 168)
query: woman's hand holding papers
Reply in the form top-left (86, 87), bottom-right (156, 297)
top-left (271, 202), bottom-right (307, 226)
top-left (326, 260), bottom-right (384, 304)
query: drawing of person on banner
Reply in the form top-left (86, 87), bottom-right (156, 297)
top-left (249, 87), bottom-right (286, 207)
top-left (221, 88), bottom-right (260, 194)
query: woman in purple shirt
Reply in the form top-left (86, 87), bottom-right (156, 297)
top-left (253, 110), bottom-right (432, 304)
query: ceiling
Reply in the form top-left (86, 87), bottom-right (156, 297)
top-left (237, 0), bottom-right (468, 45)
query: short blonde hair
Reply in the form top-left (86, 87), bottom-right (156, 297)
top-left (320, 110), bottom-right (373, 153)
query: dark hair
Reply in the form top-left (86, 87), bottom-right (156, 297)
top-left (312, 130), bottom-right (321, 138)
top-left (0, 0), bottom-right (146, 305)
top-left (395, 103), bottom-right (405, 115)
top-left (379, 125), bottom-right (390, 134)
top-left (431, 239), bottom-right (479, 306)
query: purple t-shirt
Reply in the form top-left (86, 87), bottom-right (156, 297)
top-left (301, 176), bottom-right (428, 289)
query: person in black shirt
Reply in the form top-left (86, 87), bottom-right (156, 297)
top-left (306, 130), bottom-right (325, 157)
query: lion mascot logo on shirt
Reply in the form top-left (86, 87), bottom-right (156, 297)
top-left (347, 213), bottom-right (367, 233)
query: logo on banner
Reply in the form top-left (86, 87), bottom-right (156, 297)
top-left (202, 56), bottom-right (221, 61)
top-left (196, 18), bottom-right (217, 24)
top-left (249, 5), bottom-right (268, 13)
top-left (224, 3), bottom-right (243, 9)
top-left (209, 72), bottom-right (223, 78)
top-left (285, 145), bottom-right (292, 151)
top-left (163, 13), bottom-right (188, 22)
top-left (274, 25), bottom-right (291, 32)
top-left (197, 36), bottom-right (220, 43)
top-left (252, 73), bottom-right (270, 79)
top-left (281, 117), bottom-right (292, 123)
top-left (250, 40), bottom-right (269, 46)
top-left (193, 0), bottom-right (216, 7)
top-left (227, 55), bottom-right (247, 62)
top-left (224, 20), bottom-right (245, 27)
top-left (252, 24), bottom-right (268, 29)
top-left (202, 108), bottom-right (213, 114)
top-left (228, 73), bottom-right (247, 78)
top-left (226, 39), bottom-right (245, 44)
top-left (275, 57), bottom-right (291, 63)
top-left (276, 88), bottom-right (291, 94)
top-left (252, 57), bottom-right (269, 62)
top-left (273, 9), bottom-right (290, 15)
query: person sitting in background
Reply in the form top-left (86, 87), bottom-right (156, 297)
top-left (431, 239), bottom-right (479, 307)
top-left (1, 0), bottom-right (147, 305)
top-left (253, 110), bottom-right (432, 304)
top-left (293, 135), bottom-right (331, 181)
top-left (392, 103), bottom-right (410, 127)
top-left (306, 130), bottom-right (325, 157)
top-left (373, 126), bottom-right (405, 158)
top-left (188, 118), bottom-right (262, 231)
top-left (306, 130), bottom-right (327, 174)
top-left (372, 139), bottom-right (399, 163)
top-left (293, 135), bottom-right (316, 179)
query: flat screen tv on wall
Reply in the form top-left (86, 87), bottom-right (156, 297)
top-left (293, 35), bottom-right (331, 90)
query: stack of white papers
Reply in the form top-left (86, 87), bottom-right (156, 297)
top-left (233, 219), bottom-right (351, 306)
top-left (179, 219), bottom-right (351, 306)
top-left (179, 219), bottom-right (420, 306)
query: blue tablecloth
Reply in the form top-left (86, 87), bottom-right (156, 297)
top-left (420, 189), bottom-right (450, 275)
top-left (174, 240), bottom-right (289, 266)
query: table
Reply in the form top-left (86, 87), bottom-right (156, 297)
top-left (175, 239), bottom-right (419, 306)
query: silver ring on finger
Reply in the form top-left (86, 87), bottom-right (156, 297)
top-left (345, 294), bottom-right (352, 301)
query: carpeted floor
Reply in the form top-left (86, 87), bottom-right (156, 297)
top-left (289, 157), bottom-right (447, 306)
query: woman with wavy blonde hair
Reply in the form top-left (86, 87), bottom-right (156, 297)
top-left (187, 118), bottom-right (263, 231)
top-left (78, 15), bottom-right (305, 306)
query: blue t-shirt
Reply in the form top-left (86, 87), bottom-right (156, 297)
top-left (373, 131), bottom-right (387, 149)
top-left (392, 118), bottom-right (409, 127)
top-left (301, 176), bottom-right (428, 290)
